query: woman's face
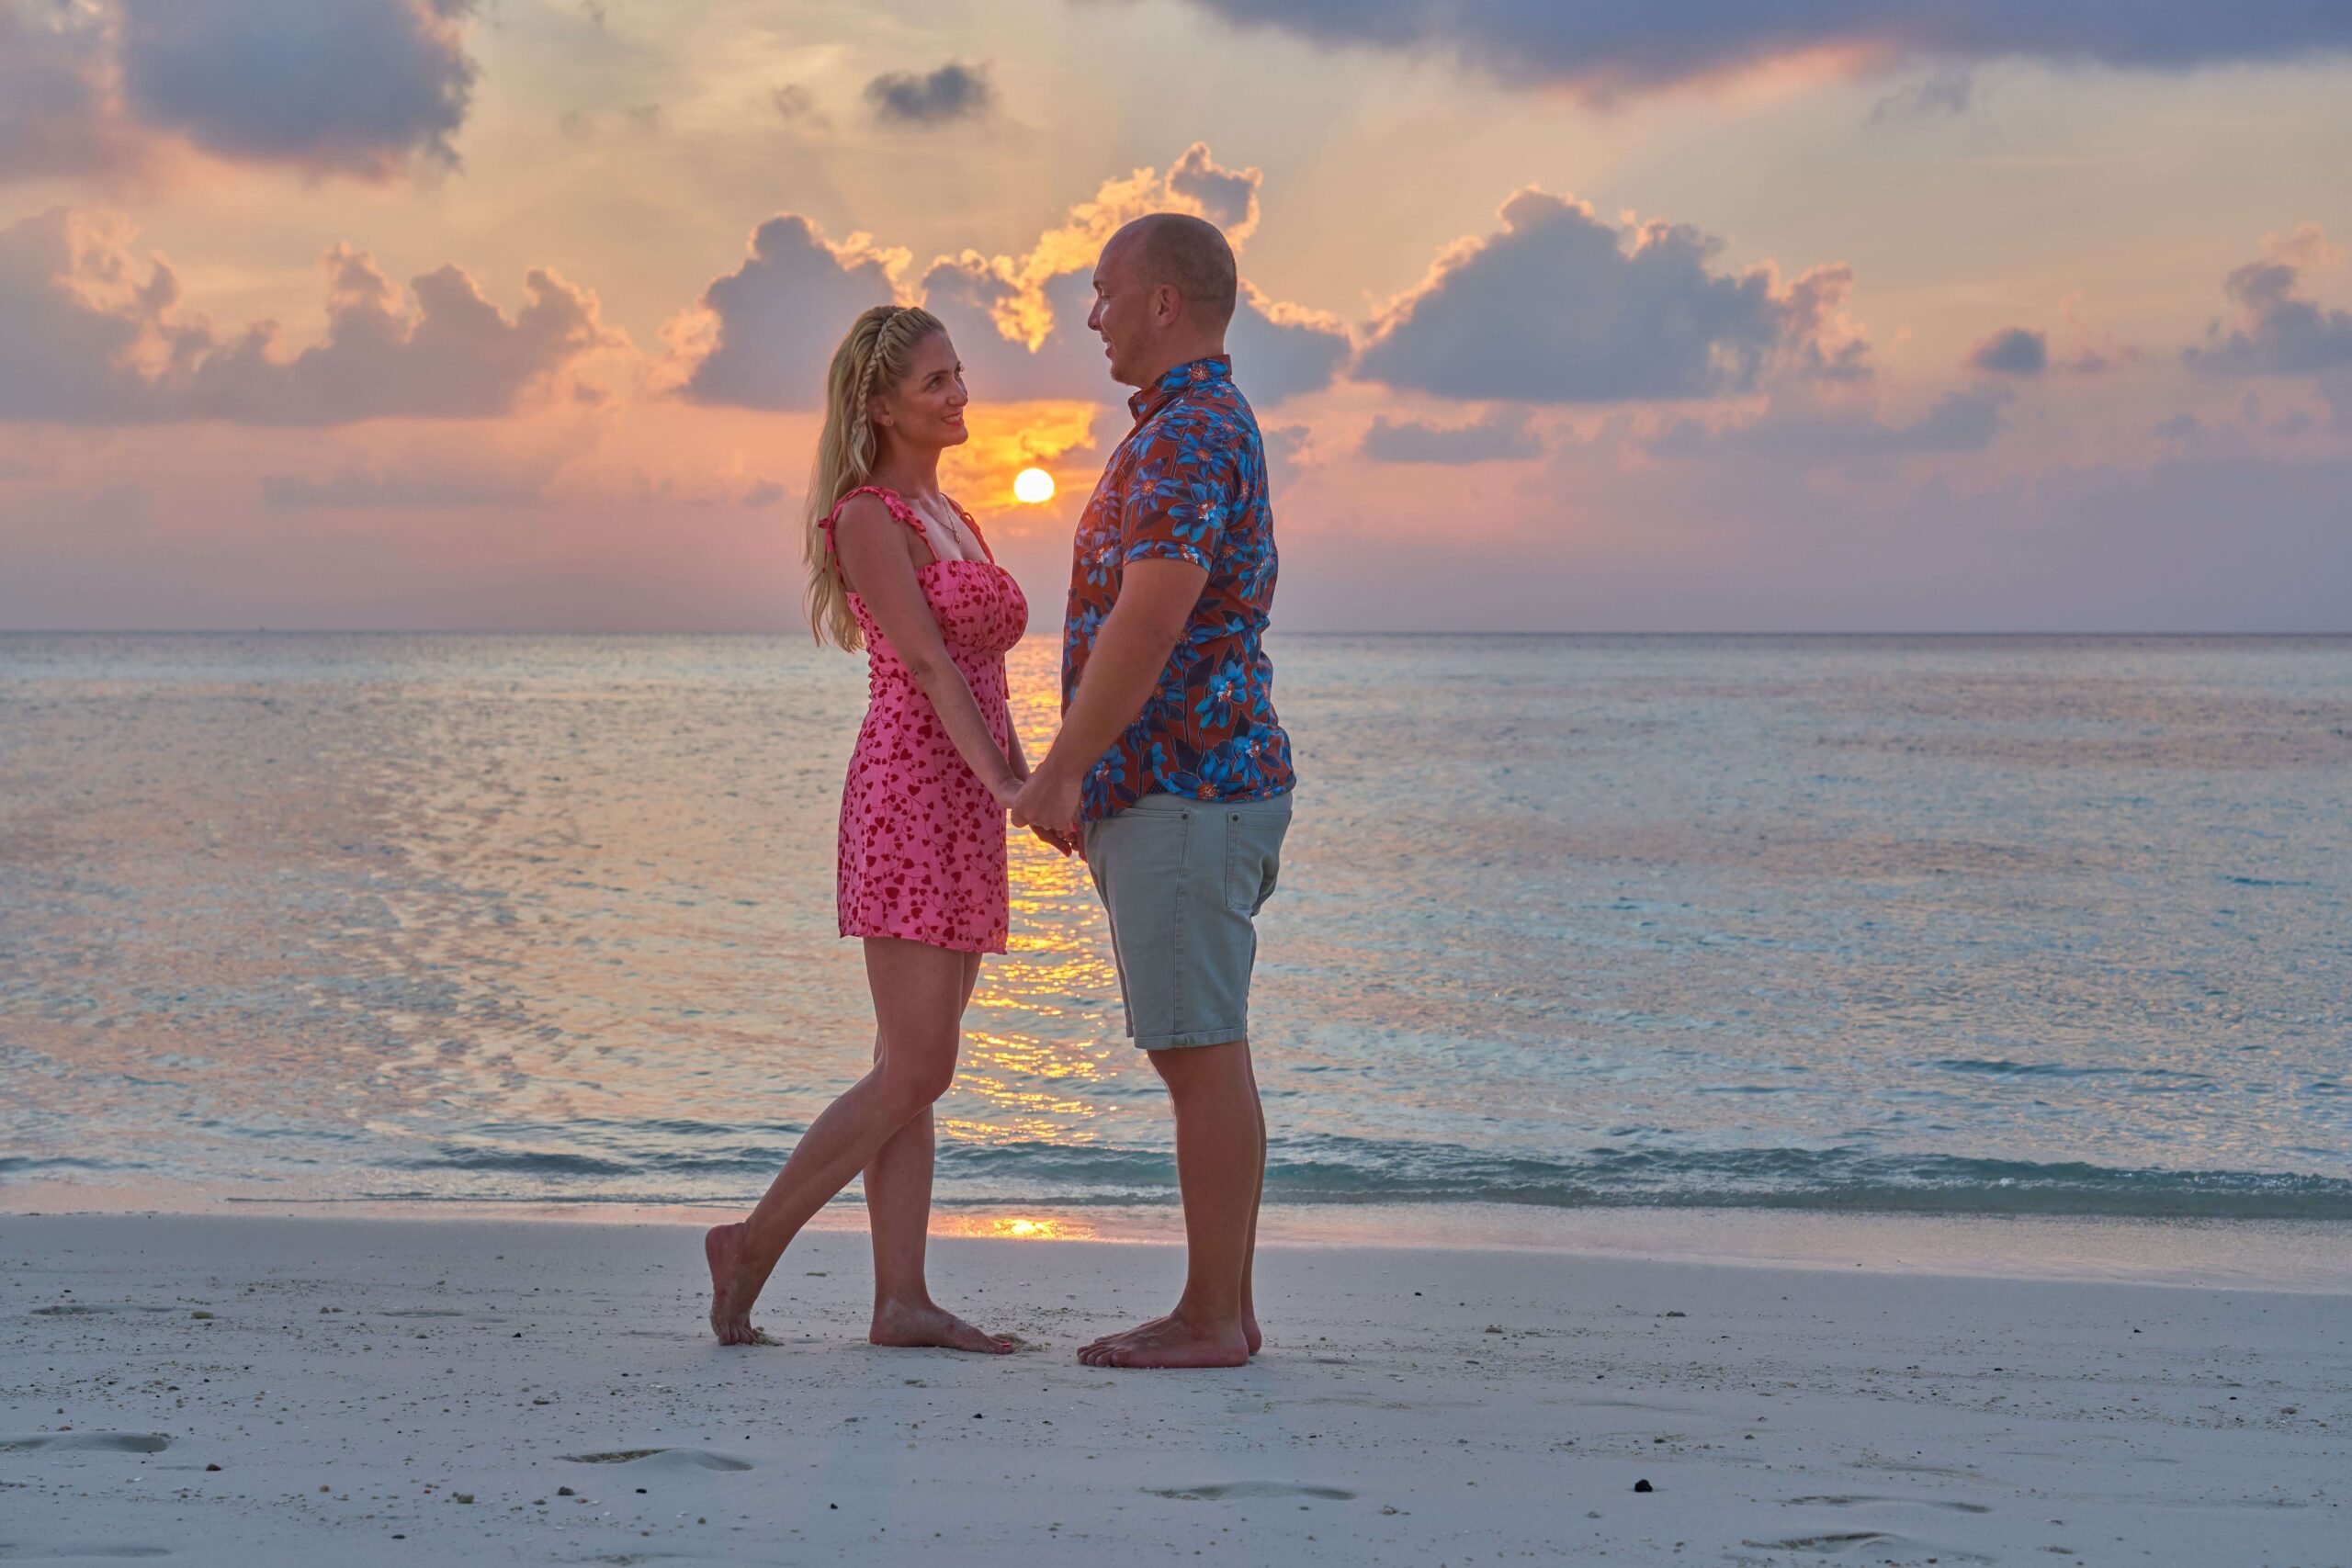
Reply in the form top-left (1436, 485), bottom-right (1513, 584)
top-left (871, 331), bottom-right (968, 451)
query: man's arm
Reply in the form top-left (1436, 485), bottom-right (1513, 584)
top-left (1010, 557), bottom-right (1207, 833)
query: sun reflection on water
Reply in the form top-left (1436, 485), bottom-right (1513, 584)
top-left (932, 1213), bottom-right (1102, 1241)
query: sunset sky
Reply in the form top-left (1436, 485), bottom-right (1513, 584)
top-left (5, 0), bottom-right (2350, 630)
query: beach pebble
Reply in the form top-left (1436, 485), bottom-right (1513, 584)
top-left (206, 1463), bottom-right (221, 1472)
top-left (454, 1493), bottom-right (474, 1505)
top-left (558, 1487), bottom-right (574, 1496)
top-left (1634, 1479), bottom-right (1654, 1493)
top-left (191, 1310), bottom-right (214, 1319)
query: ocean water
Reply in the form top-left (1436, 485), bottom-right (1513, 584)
top-left (3, 633), bottom-right (2348, 1223)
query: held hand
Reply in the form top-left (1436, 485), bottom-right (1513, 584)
top-left (987, 773), bottom-right (1023, 811)
top-left (1029, 826), bottom-right (1080, 859)
top-left (1009, 767), bottom-right (1083, 836)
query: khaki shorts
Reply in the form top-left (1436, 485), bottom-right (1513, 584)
top-left (1084, 790), bottom-right (1293, 1051)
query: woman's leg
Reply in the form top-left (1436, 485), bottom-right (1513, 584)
top-left (864, 951), bottom-right (1009, 1351)
top-left (706, 938), bottom-right (988, 1346)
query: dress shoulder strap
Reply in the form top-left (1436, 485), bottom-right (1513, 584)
top-left (818, 485), bottom-right (928, 553)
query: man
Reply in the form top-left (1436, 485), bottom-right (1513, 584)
top-left (1011, 212), bottom-right (1295, 1371)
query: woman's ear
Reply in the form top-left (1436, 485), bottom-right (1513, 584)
top-left (868, 394), bottom-right (892, 429)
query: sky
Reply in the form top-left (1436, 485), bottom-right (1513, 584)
top-left (3, 0), bottom-right (2350, 631)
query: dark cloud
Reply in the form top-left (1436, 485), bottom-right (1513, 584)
top-left (1160, 1), bottom-right (2352, 97)
top-left (0, 2), bottom-right (145, 182)
top-left (772, 85), bottom-right (820, 123)
top-left (0, 209), bottom-right (613, 425)
top-left (1362, 409), bottom-right (1541, 464)
top-left (2184, 251), bottom-right (2352, 377)
top-left (1970, 326), bottom-right (2048, 377)
top-left (1228, 288), bottom-right (1351, 405)
top-left (1167, 141), bottom-right (1261, 240)
top-left (1356, 189), bottom-right (1869, 403)
top-left (673, 215), bottom-right (900, 411)
top-left (865, 62), bottom-right (992, 126)
top-left (2, 0), bottom-right (481, 184)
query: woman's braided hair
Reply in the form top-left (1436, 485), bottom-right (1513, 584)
top-left (803, 303), bottom-right (945, 651)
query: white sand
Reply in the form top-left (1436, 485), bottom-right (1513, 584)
top-left (2, 1214), bottom-right (2345, 1565)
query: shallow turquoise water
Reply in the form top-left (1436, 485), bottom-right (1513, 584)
top-left (3, 633), bottom-right (2347, 1217)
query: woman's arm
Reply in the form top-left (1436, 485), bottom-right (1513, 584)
top-left (832, 497), bottom-right (1022, 807)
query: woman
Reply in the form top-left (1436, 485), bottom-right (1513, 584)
top-left (706, 304), bottom-right (1032, 1352)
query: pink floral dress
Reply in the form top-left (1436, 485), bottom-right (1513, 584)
top-left (819, 485), bottom-right (1029, 954)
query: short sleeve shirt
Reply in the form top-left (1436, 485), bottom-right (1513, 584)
top-left (1061, 355), bottom-right (1295, 824)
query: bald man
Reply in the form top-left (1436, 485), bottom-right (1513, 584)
top-left (1011, 214), bottom-right (1297, 1369)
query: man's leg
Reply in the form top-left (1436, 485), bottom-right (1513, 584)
top-left (1240, 1044), bottom-right (1265, 1354)
top-left (1079, 1038), bottom-right (1258, 1369)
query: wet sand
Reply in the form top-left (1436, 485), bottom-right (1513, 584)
top-left (2, 1213), bottom-right (2345, 1564)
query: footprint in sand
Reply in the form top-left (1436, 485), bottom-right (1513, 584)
top-left (30, 1304), bottom-right (176, 1317)
top-left (1744, 1532), bottom-right (1990, 1562)
top-left (1741, 1533), bottom-right (1890, 1555)
top-left (1785, 1494), bottom-right (1993, 1515)
top-left (0, 1546), bottom-right (169, 1559)
top-left (1144, 1482), bottom-right (1355, 1502)
top-left (2, 1433), bottom-right (173, 1454)
top-left (559, 1449), bottom-right (753, 1473)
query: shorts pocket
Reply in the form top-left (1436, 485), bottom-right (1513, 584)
top-left (1222, 805), bottom-right (1286, 915)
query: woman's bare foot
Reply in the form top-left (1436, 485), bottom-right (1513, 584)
top-left (1243, 1312), bottom-right (1263, 1356)
top-left (705, 1223), bottom-right (765, 1346)
top-left (870, 1296), bottom-right (1017, 1354)
top-left (1077, 1311), bottom-right (1250, 1369)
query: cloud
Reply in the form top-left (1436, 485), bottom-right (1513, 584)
top-left (771, 85), bottom-right (824, 127)
top-left (1158, 1), bottom-right (2352, 99)
top-left (1167, 141), bottom-right (1261, 243)
top-left (666, 215), bottom-right (906, 411)
top-left (1227, 288), bottom-right (1351, 405)
top-left (864, 62), bottom-right (992, 126)
top-left (1356, 188), bottom-right (1869, 403)
top-left (260, 438), bottom-right (576, 508)
top-left (2184, 238), bottom-right (2352, 378)
top-left (2265, 221), bottom-right (2346, 269)
top-left (1970, 326), bottom-right (2048, 377)
top-left (0, 2), bottom-right (149, 183)
top-left (0, 208), bottom-right (615, 424)
top-left (1361, 408), bottom-right (1541, 464)
top-left (1, 0), bottom-right (483, 186)
top-left (1870, 66), bottom-right (1974, 123)
top-left (1653, 386), bottom-right (2011, 464)
top-left (668, 144), bottom-right (1342, 411)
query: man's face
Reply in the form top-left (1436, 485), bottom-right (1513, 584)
top-left (1087, 233), bottom-right (1155, 388)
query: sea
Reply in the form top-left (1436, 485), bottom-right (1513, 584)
top-left (4, 633), bottom-right (2349, 1255)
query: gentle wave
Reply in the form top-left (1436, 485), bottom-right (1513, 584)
top-left (17, 1138), bottom-right (2349, 1220)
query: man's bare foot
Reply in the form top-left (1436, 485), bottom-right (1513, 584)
top-left (870, 1297), bottom-right (1016, 1355)
top-left (1077, 1312), bottom-right (1250, 1370)
top-left (705, 1223), bottom-right (765, 1346)
top-left (1084, 1311), bottom-right (1263, 1359)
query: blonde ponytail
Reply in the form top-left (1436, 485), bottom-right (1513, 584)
top-left (803, 303), bottom-right (946, 650)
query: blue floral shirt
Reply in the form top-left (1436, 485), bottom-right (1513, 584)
top-left (1062, 355), bottom-right (1295, 824)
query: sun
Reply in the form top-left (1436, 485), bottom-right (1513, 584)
top-left (1012, 467), bottom-right (1056, 504)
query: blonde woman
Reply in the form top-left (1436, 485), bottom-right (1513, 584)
top-left (706, 304), bottom-right (1035, 1352)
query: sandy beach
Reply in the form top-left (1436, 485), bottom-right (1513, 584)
top-left (3, 1214), bottom-right (2345, 1565)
